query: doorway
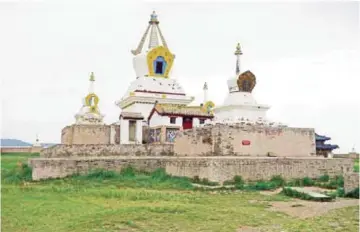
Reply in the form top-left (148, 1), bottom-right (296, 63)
top-left (182, 117), bottom-right (193, 130)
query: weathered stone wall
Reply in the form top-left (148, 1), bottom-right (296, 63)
top-left (174, 125), bottom-right (315, 157)
top-left (344, 173), bottom-right (359, 193)
top-left (41, 144), bottom-right (174, 158)
top-left (1, 146), bottom-right (42, 153)
top-left (29, 156), bottom-right (353, 182)
top-left (61, 124), bottom-right (111, 145)
top-left (333, 152), bottom-right (360, 159)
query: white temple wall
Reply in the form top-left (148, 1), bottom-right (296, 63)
top-left (123, 103), bottom-right (154, 120)
top-left (149, 112), bottom-right (183, 127)
top-left (215, 107), bottom-right (267, 121)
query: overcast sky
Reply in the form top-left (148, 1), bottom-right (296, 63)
top-left (1, 1), bottom-right (359, 153)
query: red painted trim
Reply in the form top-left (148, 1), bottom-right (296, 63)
top-left (161, 113), bottom-right (213, 118)
top-left (134, 90), bottom-right (186, 96)
top-left (147, 107), bottom-right (157, 121)
top-left (148, 107), bottom-right (214, 121)
top-left (122, 117), bottom-right (144, 120)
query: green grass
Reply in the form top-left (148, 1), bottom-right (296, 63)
top-left (1, 153), bottom-right (359, 232)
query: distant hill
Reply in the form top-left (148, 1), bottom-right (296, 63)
top-left (1, 139), bottom-right (32, 147)
top-left (1, 139), bottom-right (57, 148)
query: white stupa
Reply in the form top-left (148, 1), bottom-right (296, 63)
top-left (115, 11), bottom-right (194, 119)
top-left (75, 72), bottom-right (105, 125)
top-left (213, 43), bottom-right (272, 125)
top-left (32, 134), bottom-right (42, 147)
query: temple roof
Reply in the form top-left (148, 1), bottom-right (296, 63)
top-left (150, 104), bottom-right (214, 119)
top-left (131, 11), bottom-right (168, 55)
top-left (316, 144), bottom-right (339, 150)
top-left (315, 133), bottom-right (331, 141)
top-left (120, 112), bottom-right (144, 120)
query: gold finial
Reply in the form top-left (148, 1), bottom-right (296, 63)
top-left (234, 42), bottom-right (243, 55)
top-left (149, 11), bottom-right (159, 24)
top-left (89, 72), bottom-right (95, 81)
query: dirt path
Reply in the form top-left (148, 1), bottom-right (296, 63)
top-left (268, 198), bottom-right (359, 219)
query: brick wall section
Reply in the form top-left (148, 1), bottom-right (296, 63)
top-left (61, 125), bottom-right (111, 145)
top-left (344, 173), bottom-right (359, 193)
top-left (41, 144), bottom-right (174, 158)
top-left (29, 156), bottom-right (353, 182)
top-left (174, 125), bottom-right (316, 157)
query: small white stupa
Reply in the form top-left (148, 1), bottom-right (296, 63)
top-left (75, 72), bottom-right (105, 125)
top-left (32, 134), bottom-right (42, 147)
top-left (213, 43), bottom-right (272, 125)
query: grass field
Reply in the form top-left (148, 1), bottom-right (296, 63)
top-left (1, 153), bottom-right (359, 232)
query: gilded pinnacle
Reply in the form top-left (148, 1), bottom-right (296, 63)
top-left (89, 72), bottom-right (95, 82)
top-left (235, 42), bottom-right (243, 55)
top-left (150, 11), bottom-right (159, 24)
top-left (203, 82), bottom-right (208, 90)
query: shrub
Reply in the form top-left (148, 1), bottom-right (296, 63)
top-left (270, 175), bottom-right (286, 187)
top-left (318, 174), bottom-right (330, 182)
top-left (233, 176), bottom-right (245, 189)
top-left (302, 177), bottom-right (314, 186)
top-left (3, 162), bottom-right (33, 184)
top-left (253, 181), bottom-right (278, 190)
top-left (282, 187), bottom-right (335, 202)
top-left (85, 169), bottom-right (118, 179)
top-left (150, 168), bottom-right (169, 181)
top-left (120, 166), bottom-right (137, 177)
top-left (345, 188), bottom-right (359, 199)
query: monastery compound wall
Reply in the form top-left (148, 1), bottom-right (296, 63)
top-left (29, 124), bottom-right (356, 183)
top-left (29, 156), bottom-right (354, 182)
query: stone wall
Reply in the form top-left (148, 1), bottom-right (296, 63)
top-left (344, 173), bottom-right (359, 193)
top-left (1, 146), bottom-right (42, 153)
top-left (41, 144), bottom-right (174, 158)
top-left (29, 156), bottom-right (353, 182)
top-left (333, 152), bottom-right (360, 159)
top-left (174, 125), bottom-right (315, 157)
top-left (61, 124), bottom-right (111, 145)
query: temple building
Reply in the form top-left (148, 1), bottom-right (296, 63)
top-left (74, 72), bottom-right (105, 125)
top-left (315, 133), bottom-right (339, 157)
top-left (115, 11), bottom-right (214, 144)
top-left (212, 43), bottom-right (275, 126)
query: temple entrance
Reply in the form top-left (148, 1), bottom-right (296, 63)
top-left (129, 120), bottom-right (136, 142)
top-left (182, 117), bottom-right (193, 130)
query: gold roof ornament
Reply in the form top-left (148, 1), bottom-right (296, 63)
top-left (237, 70), bottom-right (256, 93)
top-left (89, 72), bottom-right (95, 82)
top-left (234, 42), bottom-right (243, 56)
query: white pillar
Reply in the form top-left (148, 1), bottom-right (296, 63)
top-left (136, 120), bottom-right (143, 144)
top-left (120, 119), bottom-right (129, 144)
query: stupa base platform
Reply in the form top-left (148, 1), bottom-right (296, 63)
top-left (28, 156), bottom-right (354, 182)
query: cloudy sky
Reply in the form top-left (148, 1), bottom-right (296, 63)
top-left (1, 1), bottom-right (359, 153)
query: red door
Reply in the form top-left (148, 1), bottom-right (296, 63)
top-left (182, 117), bottom-right (193, 130)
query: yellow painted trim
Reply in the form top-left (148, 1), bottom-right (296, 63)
top-left (85, 93), bottom-right (100, 114)
top-left (147, 46), bottom-right (174, 78)
top-left (161, 94), bottom-right (167, 99)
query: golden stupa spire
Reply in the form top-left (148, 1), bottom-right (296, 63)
top-left (89, 72), bottom-right (95, 82)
